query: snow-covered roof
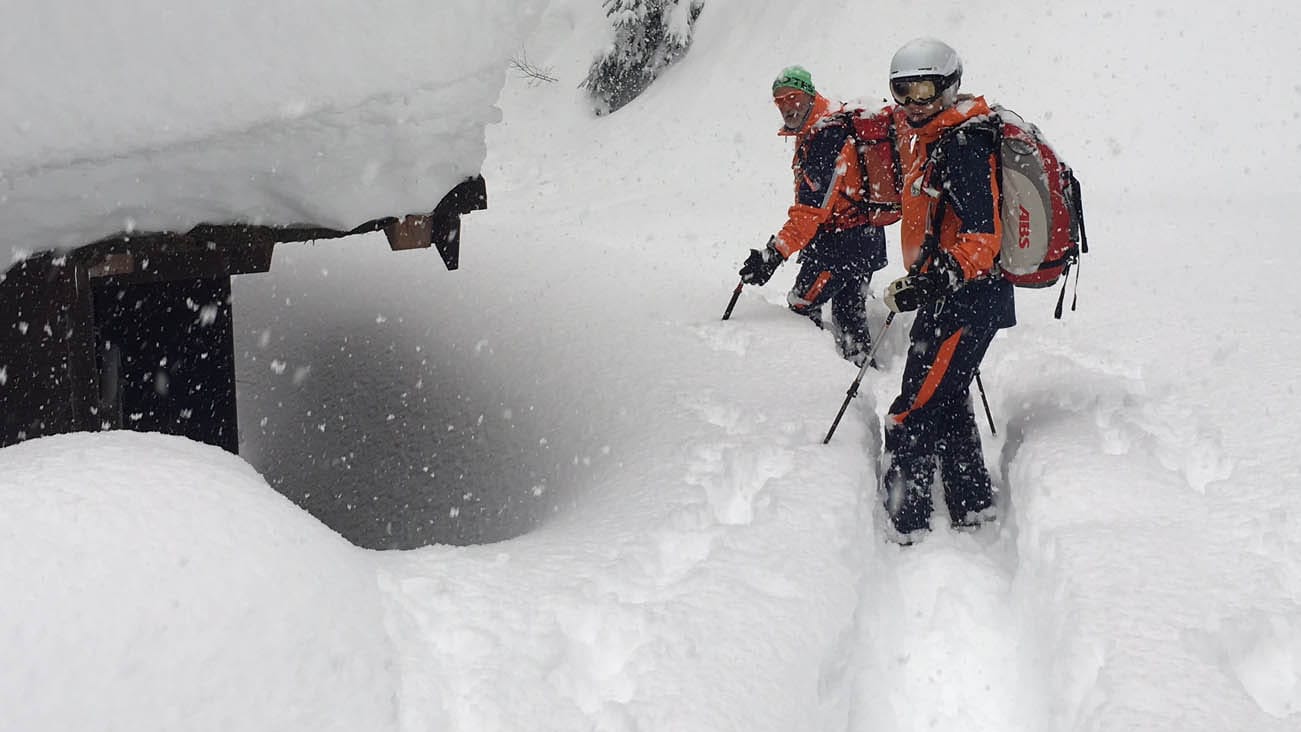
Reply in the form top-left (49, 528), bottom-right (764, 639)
top-left (0, 0), bottom-right (538, 263)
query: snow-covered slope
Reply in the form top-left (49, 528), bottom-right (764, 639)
top-left (235, 0), bottom-right (1301, 728)
top-left (2, 0), bottom-right (1299, 731)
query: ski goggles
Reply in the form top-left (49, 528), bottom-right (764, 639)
top-left (770, 89), bottom-right (811, 106)
top-left (773, 90), bottom-right (812, 113)
top-left (890, 77), bottom-right (946, 106)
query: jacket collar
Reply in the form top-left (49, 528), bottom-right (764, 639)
top-left (908, 95), bottom-right (993, 144)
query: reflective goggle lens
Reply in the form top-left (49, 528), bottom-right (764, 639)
top-left (891, 78), bottom-right (941, 105)
top-left (773, 90), bottom-right (809, 111)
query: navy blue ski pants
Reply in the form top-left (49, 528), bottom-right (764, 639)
top-left (786, 253), bottom-right (875, 363)
top-left (882, 302), bottom-right (1000, 535)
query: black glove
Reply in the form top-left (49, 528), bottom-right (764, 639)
top-left (739, 237), bottom-right (784, 286)
top-left (883, 253), bottom-right (963, 313)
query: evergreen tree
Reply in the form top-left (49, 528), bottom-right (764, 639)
top-left (582, 0), bottom-right (705, 115)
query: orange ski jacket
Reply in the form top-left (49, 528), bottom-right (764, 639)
top-left (772, 95), bottom-right (875, 260)
top-left (893, 96), bottom-right (1002, 281)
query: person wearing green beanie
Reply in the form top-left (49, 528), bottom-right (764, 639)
top-left (771, 65), bottom-right (817, 131)
top-left (772, 65), bottom-right (816, 95)
top-left (737, 66), bottom-right (891, 369)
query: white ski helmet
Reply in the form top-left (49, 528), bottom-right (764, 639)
top-left (889, 38), bottom-right (962, 105)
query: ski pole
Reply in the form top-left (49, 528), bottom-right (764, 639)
top-left (721, 279), bottom-right (744, 320)
top-left (823, 312), bottom-right (894, 444)
top-left (974, 369), bottom-right (996, 435)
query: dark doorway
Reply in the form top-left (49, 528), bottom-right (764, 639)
top-left (92, 276), bottom-right (239, 453)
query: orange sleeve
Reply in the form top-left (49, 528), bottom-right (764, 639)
top-left (949, 232), bottom-right (1001, 280)
top-left (774, 203), bottom-right (829, 259)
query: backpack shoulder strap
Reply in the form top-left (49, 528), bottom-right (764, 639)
top-left (887, 117), bottom-right (903, 193)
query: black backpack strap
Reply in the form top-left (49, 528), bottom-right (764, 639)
top-left (887, 115), bottom-right (903, 194)
top-left (1053, 165), bottom-right (1086, 319)
top-left (916, 195), bottom-right (949, 276)
top-left (1068, 168), bottom-right (1088, 255)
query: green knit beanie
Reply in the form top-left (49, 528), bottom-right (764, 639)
top-left (772, 65), bottom-right (815, 96)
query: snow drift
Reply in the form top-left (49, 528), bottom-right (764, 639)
top-left (0, 0), bottom-right (542, 257)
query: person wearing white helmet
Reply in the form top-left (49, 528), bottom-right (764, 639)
top-left (878, 38), bottom-right (1016, 542)
top-left (737, 65), bottom-right (890, 366)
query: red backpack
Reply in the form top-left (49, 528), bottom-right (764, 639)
top-left (987, 106), bottom-right (1088, 316)
top-left (840, 106), bottom-right (903, 227)
top-left (929, 105), bottom-right (1088, 317)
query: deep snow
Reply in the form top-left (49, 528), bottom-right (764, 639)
top-left (3, 1), bottom-right (1300, 731)
top-left (0, 0), bottom-right (541, 254)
